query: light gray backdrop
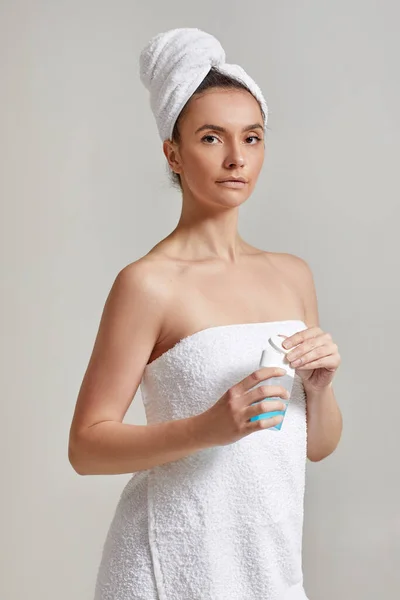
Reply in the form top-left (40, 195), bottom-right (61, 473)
top-left (1, 1), bottom-right (399, 598)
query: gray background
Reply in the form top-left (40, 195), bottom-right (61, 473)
top-left (1, 1), bottom-right (399, 598)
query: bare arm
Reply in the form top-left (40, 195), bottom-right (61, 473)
top-left (304, 383), bottom-right (342, 462)
top-left (69, 415), bottom-right (211, 475)
top-left (283, 253), bottom-right (343, 461)
top-left (68, 261), bottom-right (211, 475)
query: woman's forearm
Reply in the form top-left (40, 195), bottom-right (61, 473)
top-left (305, 384), bottom-right (343, 462)
top-left (69, 415), bottom-right (211, 475)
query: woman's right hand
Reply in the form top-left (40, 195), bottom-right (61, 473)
top-left (197, 367), bottom-right (290, 447)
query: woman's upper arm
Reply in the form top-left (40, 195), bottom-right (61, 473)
top-left (68, 261), bottom-right (167, 443)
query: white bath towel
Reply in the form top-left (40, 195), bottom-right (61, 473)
top-left (94, 320), bottom-right (309, 599)
top-left (139, 27), bottom-right (269, 141)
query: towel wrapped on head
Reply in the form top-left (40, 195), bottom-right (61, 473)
top-left (139, 27), bottom-right (269, 141)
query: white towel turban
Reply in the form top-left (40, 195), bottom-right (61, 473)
top-left (139, 27), bottom-right (269, 142)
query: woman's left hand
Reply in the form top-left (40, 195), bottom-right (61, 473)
top-left (281, 326), bottom-right (341, 391)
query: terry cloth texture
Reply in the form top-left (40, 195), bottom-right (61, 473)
top-left (139, 27), bottom-right (269, 141)
top-left (94, 320), bottom-right (309, 600)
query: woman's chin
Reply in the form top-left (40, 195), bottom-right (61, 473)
top-left (213, 188), bottom-right (250, 205)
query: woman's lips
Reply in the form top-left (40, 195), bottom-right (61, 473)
top-left (216, 181), bottom-right (247, 188)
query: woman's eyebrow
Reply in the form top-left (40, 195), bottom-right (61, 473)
top-left (195, 123), bottom-right (263, 134)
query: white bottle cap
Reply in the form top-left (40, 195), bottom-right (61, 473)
top-left (259, 334), bottom-right (299, 372)
top-left (268, 334), bottom-right (293, 355)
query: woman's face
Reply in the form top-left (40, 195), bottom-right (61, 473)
top-left (164, 88), bottom-right (265, 205)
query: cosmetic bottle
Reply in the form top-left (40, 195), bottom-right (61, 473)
top-left (249, 334), bottom-right (299, 431)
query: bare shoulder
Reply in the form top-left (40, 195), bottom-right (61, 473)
top-left (116, 253), bottom-right (180, 308)
top-left (267, 251), bottom-right (319, 327)
top-left (118, 255), bottom-right (172, 300)
top-left (266, 251), bottom-right (312, 280)
top-left (116, 253), bottom-right (179, 336)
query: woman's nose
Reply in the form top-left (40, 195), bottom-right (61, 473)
top-left (224, 146), bottom-right (245, 168)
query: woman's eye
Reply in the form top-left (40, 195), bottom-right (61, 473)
top-left (201, 135), bottom-right (219, 144)
top-left (246, 135), bottom-right (262, 144)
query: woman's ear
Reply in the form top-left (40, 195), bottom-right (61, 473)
top-left (163, 139), bottom-right (182, 175)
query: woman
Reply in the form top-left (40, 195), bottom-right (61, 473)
top-left (68, 28), bottom-right (342, 600)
